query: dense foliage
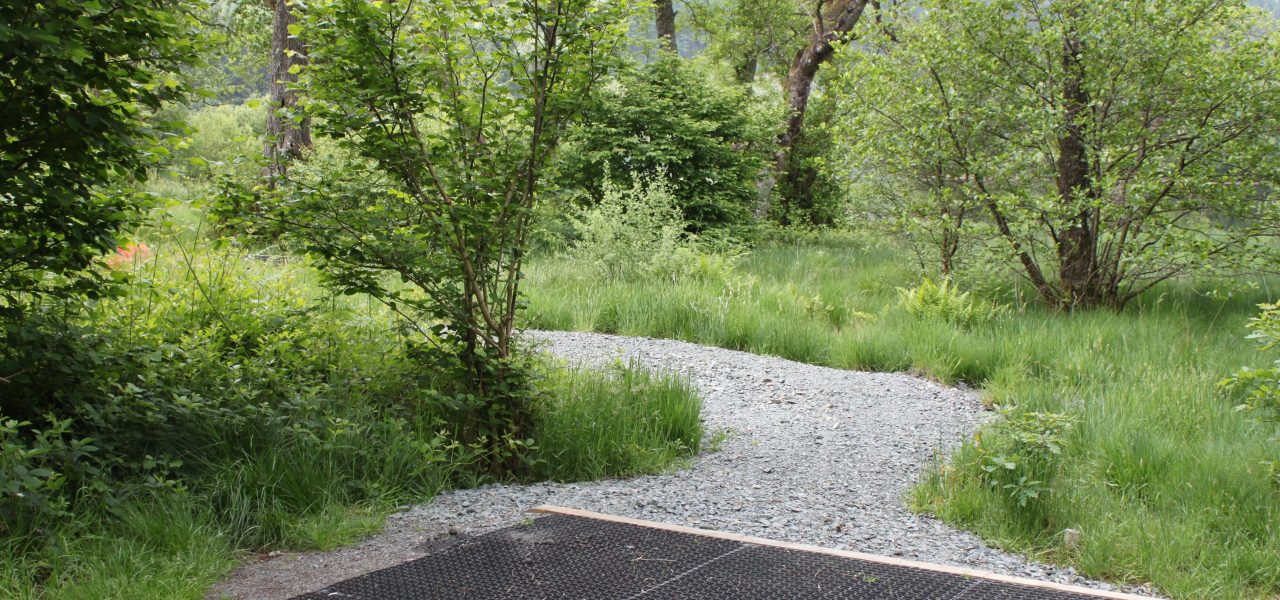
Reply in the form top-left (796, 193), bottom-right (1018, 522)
top-left (1222, 303), bottom-right (1280, 491)
top-left (0, 233), bottom-right (448, 541)
top-left (558, 57), bottom-right (773, 230)
top-left (684, 0), bottom-right (807, 83)
top-left (171, 102), bottom-right (265, 180)
top-left (569, 174), bottom-right (744, 283)
top-left (1225, 304), bottom-right (1280, 425)
top-left (0, 0), bottom-right (203, 310)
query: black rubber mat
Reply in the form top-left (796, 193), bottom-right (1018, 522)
top-left (290, 513), bottom-right (1114, 599)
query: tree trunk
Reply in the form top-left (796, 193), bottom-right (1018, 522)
top-left (1054, 33), bottom-right (1101, 308)
top-left (655, 0), bottom-right (677, 54)
top-left (772, 0), bottom-right (869, 224)
top-left (735, 54), bottom-right (758, 84)
top-left (265, 0), bottom-right (311, 182)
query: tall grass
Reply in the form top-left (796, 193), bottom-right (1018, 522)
top-left (535, 361), bottom-right (702, 482)
top-left (523, 239), bottom-right (1280, 599)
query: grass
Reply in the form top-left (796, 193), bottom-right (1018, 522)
top-left (522, 238), bottom-right (1280, 599)
top-left (0, 491), bottom-right (237, 600)
top-left (535, 360), bottom-right (703, 482)
top-left (1, 192), bottom-right (705, 598)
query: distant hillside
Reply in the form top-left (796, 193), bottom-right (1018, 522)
top-left (1251, 0), bottom-right (1280, 16)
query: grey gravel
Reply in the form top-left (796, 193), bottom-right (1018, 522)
top-left (209, 331), bottom-right (1157, 599)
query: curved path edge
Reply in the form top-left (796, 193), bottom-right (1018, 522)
top-left (208, 331), bottom-right (1156, 599)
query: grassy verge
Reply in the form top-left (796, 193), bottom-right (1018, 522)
top-left (523, 239), bottom-right (1280, 599)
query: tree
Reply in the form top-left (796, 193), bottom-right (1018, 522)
top-left (279, 0), bottom-right (636, 472)
top-left (773, 0), bottom-right (869, 224)
top-left (0, 0), bottom-right (202, 312)
top-left (775, 90), bottom-right (847, 226)
top-left (834, 0), bottom-right (986, 274)
top-left (655, 0), bottom-right (678, 53)
top-left (264, 0), bottom-right (310, 181)
top-left (684, 0), bottom-right (808, 84)
top-left (839, 0), bottom-right (1280, 309)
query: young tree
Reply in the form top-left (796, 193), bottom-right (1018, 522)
top-left (835, 0), bottom-right (989, 274)
top-left (279, 0), bottom-right (635, 471)
top-left (264, 0), bottom-right (310, 180)
top-left (840, 0), bottom-right (1280, 308)
top-left (0, 0), bottom-right (202, 312)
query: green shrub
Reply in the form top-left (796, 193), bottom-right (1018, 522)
top-left (558, 57), bottom-right (773, 230)
top-left (170, 102), bottom-right (264, 180)
top-left (0, 418), bottom-right (94, 541)
top-left (0, 232), bottom-right (438, 545)
top-left (1223, 303), bottom-right (1280, 423)
top-left (570, 175), bottom-right (684, 281)
top-left (1221, 303), bottom-right (1280, 488)
top-left (570, 174), bottom-right (745, 284)
top-left (897, 278), bottom-right (1003, 327)
top-left (974, 408), bottom-right (1076, 511)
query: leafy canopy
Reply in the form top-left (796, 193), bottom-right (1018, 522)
top-left (558, 57), bottom-right (773, 230)
top-left (837, 0), bottom-right (1280, 308)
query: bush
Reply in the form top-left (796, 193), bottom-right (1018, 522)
top-left (170, 102), bottom-right (265, 180)
top-left (570, 175), bottom-right (745, 284)
top-left (0, 232), bottom-right (442, 547)
top-left (974, 408), bottom-right (1076, 512)
top-left (0, 418), bottom-right (96, 542)
top-left (1223, 303), bottom-right (1280, 423)
top-left (896, 278), bottom-right (1004, 327)
top-left (557, 57), bottom-right (773, 230)
top-left (1222, 303), bottom-right (1280, 487)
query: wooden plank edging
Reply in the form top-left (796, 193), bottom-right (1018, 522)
top-left (530, 505), bottom-right (1154, 600)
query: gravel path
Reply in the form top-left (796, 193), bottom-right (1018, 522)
top-left (209, 331), bottom-right (1153, 599)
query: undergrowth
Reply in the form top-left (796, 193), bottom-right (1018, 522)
top-left (0, 199), bottom-right (703, 599)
